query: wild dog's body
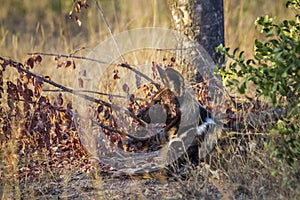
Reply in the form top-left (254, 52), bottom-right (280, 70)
top-left (134, 68), bottom-right (216, 172)
top-left (98, 67), bottom-right (218, 178)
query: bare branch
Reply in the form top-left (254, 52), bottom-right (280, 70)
top-left (14, 96), bottom-right (156, 142)
top-left (43, 89), bottom-right (148, 101)
top-left (118, 63), bottom-right (161, 90)
top-left (94, 0), bottom-right (125, 62)
top-left (28, 52), bottom-right (111, 64)
top-left (0, 56), bottom-right (147, 127)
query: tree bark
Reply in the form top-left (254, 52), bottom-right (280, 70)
top-left (169, 0), bottom-right (224, 64)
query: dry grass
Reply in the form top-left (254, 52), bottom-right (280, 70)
top-left (224, 0), bottom-right (295, 59)
top-left (0, 0), bottom-right (299, 199)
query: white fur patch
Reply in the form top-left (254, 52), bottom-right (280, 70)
top-left (197, 118), bottom-right (216, 136)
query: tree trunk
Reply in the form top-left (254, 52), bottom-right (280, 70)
top-left (169, 0), bottom-right (224, 64)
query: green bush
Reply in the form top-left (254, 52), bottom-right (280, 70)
top-left (216, 0), bottom-right (300, 173)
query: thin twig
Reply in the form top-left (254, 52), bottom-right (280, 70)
top-left (94, 0), bottom-right (125, 62)
top-left (118, 63), bottom-right (161, 90)
top-left (42, 89), bottom-right (148, 101)
top-left (28, 52), bottom-right (111, 65)
top-left (29, 52), bottom-right (161, 91)
top-left (1, 57), bottom-right (147, 127)
top-left (14, 97), bottom-right (67, 112)
top-left (90, 118), bottom-right (156, 141)
top-left (69, 47), bottom-right (86, 56)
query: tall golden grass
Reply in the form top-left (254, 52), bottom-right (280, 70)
top-left (0, 1), bottom-right (299, 199)
top-left (0, 0), bottom-right (295, 60)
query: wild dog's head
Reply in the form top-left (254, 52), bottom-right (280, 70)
top-left (162, 68), bottom-right (214, 134)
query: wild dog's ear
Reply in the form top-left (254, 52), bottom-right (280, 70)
top-left (156, 65), bottom-right (166, 86)
top-left (164, 68), bottom-right (185, 97)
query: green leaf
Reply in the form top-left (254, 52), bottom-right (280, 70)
top-left (238, 82), bottom-right (246, 94)
top-left (233, 48), bottom-right (239, 56)
top-left (255, 39), bottom-right (263, 48)
top-left (230, 79), bottom-right (239, 85)
top-left (282, 70), bottom-right (288, 78)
